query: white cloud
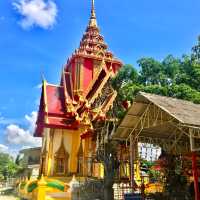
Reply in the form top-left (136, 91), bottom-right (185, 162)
top-left (5, 111), bottom-right (42, 147)
top-left (35, 83), bottom-right (42, 89)
top-left (0, 144), bottom-right (18, 159)
top-left (25, 111), bottom-right (37, 132)
top-left (13, 0), bottom-right (58, 29)
top-left (0, 144), bottom-right (9, 153)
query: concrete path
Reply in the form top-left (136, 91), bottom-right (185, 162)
top-left (0, 195), bottom-right (18, 200)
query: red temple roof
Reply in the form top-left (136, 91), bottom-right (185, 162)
top-left (34, 0), bottom-right (123, 137)
top-left (45, 84), bottom-right (66, 116)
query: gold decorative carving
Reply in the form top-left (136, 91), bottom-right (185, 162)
top-left (54, 133), bottom-right (69, 176)
top-left (88, 71), bottom-right (111, 105)
top-left (43, 80), bottom-right (49, 124)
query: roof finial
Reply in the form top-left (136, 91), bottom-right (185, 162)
top-left (91, 0), bottom-right (95, 17)
top-left (89, 0), bottom-right (97, 27)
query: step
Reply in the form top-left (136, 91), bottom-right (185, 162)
top-left (46, 192), bottom-right (71, 200)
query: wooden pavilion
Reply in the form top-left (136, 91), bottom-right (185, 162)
top-left (113, 92), bottom-right (200, 200)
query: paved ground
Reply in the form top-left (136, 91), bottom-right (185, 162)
top-left (0, 195), bottom-right (18, 200)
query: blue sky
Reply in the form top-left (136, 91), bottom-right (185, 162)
top-left (0, 0), bottom-right (200, 156)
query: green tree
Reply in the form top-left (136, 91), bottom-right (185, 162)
top-left (0, 153), bottom-right (19, 179)
top-left (15, 154), bottom-right (22, 165)
top-left (192, 35), bottom-right (200, 62)
top-left (112, 64), bottom-right (138, 90)
top-left (97, 141), bottom-right (119, 200)
top-left (162, 55), bottom-right (180, 84)
top-left (112, 36), bottom-right (200, 113)
top-left (138, 58), bottom-right (164, 85)
top-left (175, 56), bottom-right (200, 91)
top-left (112, 64), bottom-right (139, 118)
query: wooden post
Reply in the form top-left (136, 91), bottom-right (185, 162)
top-left (37, 175), bottom-right (46, 200)
top-left (130, 135), bottom-right (135, 191)
top-left (192, 152), bottom-right (200, 200)
top-left (190, 128), bottom-right (200, 200)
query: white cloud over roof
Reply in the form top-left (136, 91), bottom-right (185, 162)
top-left (5, 111), bottom-right (42, 147)
top-left (13, 0), bottom-right (58, 29)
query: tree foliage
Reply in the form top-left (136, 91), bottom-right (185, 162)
top-left (112, 36), bottom-right (200, 118)
top-left (0, 153), bottom-right (20, 180)
top-left (192, 35), bottom-right (200, 62)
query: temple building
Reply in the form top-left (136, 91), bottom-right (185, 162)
top-left (19, 147), bottom-right (41, 179)
top-left (34, 0), bottom-right (123, 178)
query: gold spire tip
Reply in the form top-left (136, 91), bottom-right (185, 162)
top-left (91, 0), bottom-right (95, 17)
top-left (89, 0), bottom-right (97, 27)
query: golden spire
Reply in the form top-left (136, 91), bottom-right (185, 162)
top-left (91, 0), bottom-right (95, 17)
top-left (88, 0), bottom-right (97, 27)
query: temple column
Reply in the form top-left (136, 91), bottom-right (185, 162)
top-left (83, 137), bottom-right (89, 176)
top-left (70, 130), bottom-right (81, 173)
top-left (47, 129), bottom-right (54, 176)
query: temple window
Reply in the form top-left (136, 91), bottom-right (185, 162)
top-left (77, 140), bottom-right (83, 175)
top-left (54, 140), bottom-right (69, 176)
top-left (57, 158), bottom-right (65, 174)
top-left (77, 156), bottom-right (83, 175)
top-left (87, 156), bottom-right (93, 176)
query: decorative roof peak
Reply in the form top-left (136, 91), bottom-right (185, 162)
top-left (88, 0), bottom-right (97, 28)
